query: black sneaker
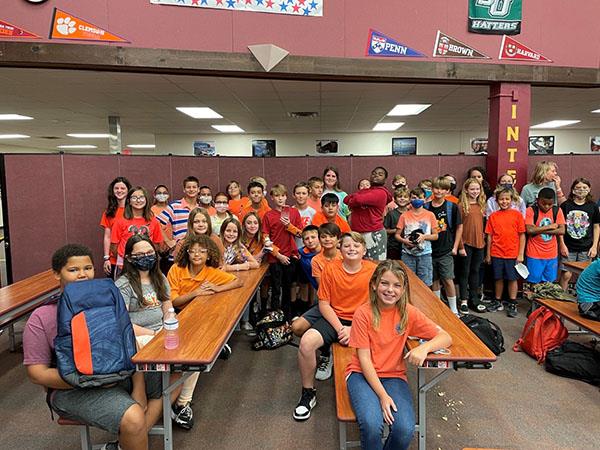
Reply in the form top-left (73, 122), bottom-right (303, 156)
top-left (459, 301), bottom-right (469, 315)
top-left (293, 388), bottom-right (316, 421)
top-left (486, 300), bottom-right (503, 312)
top-left (100, 442), bottom-right (122, 450)
top-left (506, 302), bottom-right (518, 318)
top-left (171, 402), bottom-right (194, 430)
top-left (219, 343), bottom-right (232, 360)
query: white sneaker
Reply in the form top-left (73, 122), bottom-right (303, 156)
top-left (315, 355), bottom-right (333, 381)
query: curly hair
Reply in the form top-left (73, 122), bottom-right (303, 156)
top-left (175, 234), bottom-right (221, 269)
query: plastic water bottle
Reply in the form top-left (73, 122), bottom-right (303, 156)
top-left (163, 307), bottom-right (180, 350)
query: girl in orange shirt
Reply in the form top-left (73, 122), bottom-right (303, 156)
top-left (346, 260), bottom-right (451, 450)
top-left (100, 176), bottom-right (131, 277)
top-left (226, 180), bottom-right (250, 218)
top-left (173, 207), bottom-right (225, 262)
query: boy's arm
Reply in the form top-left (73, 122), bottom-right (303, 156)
top-left (517, 233), bottom-right (525, 263)
top-left (26, 365), bottom-right (72, 390)
top-left (318, 301), bottom-right (347, 344)
top-left (485, 233), bottom-right (492, 264)
top-left (590, 223), bottom-right (600, 258)
top-left (452, 224), bottom-right (463, 255)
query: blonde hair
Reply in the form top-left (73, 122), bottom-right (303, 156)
top-left (340, 231), bottom-right (366, 248)
top-left (530, 161), bottom-right (556, 186)
top-left (369, 260), bottom-right (410, 332)
top-left (459, 178), bottom-right (486, 215)
top-left (270, 183), bottom-right (287, 196)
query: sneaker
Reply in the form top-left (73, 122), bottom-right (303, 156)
top-left (171, 402), bottom-right (194, 430)
top-left (459, 301), bottom-right (469, 315)
top-left (100, 442), bottom-right (122, 450)
top-left (486, 300), bottom-right (504, 312)
top-left (315, 355), bottom-right (333, 381)
top-left (240, 321), bottom-right (253, 331)
top-left (219, 343), bottom-right (232, 360)
top-left (506, 302), bottom-right (518, 318)
top-left (293, 388), bottom-right (316, 421)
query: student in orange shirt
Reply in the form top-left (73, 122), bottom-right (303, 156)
top-left (485, 188), bottom-right (527, 317)
top-left (311, 193), bottom-right (351, 233)
top-left (226, 180), bottom-right (249, 218)
top-left (238, 181), bottom-right (271, 221)
top-left (100, 176), bottom-right (131, 277)
top-left (346, 260), bottom-right (451, 450)
top-left (167, 234), bottom-right (242, 429)
top-left (307, 177), bottom-right (324, 212)
top-left (293, 232), bottom-right (376, 422)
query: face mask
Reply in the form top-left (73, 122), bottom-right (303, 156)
top-left (411, 199), bottom-right (425, 209)
top-left (423, 189), bottom-right (432, 198)
top-left (199, 195), bottom-right (212, 205)
top-left (131, 255), bottom-right (157, 271)
top-left (500, 183), bottom-right (513, 190)
top-left (449, 182), bottom-right (456, 192)
top-left (215, 204), bottom-right (228, 213)
top-left (154, 193), bottom-right (168, 203)
top-left (393, 183), bottom-right (406, 190)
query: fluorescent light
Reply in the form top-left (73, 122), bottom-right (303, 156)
top-left (373, 122), bottom-right (404, 131)
top-left (212, 125), bottom-right (245, 133)
top-left (387, 104), bottom-right (431, 116)
top-left (127, 144), bottom-right (156, 149)
top-left (177, 107), bottom-right (223, 119)
top-left (592, 109), bottom-right (600, 113)
top-left (57, 145), bottom-right (98, 149)
top-left (67, 133), bottom-right (110, 138)
top-left (0, 134), bottom-right (30, 139)
top-left (0, 114), bottom-right (33, 121)
top-left (530, 120), bottom-right (580, 129)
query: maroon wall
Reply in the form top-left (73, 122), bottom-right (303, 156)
top-left (3, 0), bottom-right (599, 69)
top-left (4, 153), bottom-right (487, 281)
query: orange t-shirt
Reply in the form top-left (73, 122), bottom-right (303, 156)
top-left (311, 249), bottom-right (343, 282)
top-left (306, 197), bottom-right (322, 213)
top-left (167, 263), bottom-right (236, 303)
top-left (445, 194), bottom-right (459, 204)
top-left (100, 207), bottom-right (124, 264)
top-left (525, 207), bottom-right (566, 259)
top-left (229, 197), bottom-right (250, 218)
top-left (110, 216), bottom-right (163, 260)
top-left (345, 303), bottom-right (441, 380)
top-left (485, 209), bottom-right (526, 258)
top-left (237, 202), bottom-right (271, 222)
top-left (317, 259), bottom-right (377, 321)
top-left (311, 211), bottom-right (351, 233)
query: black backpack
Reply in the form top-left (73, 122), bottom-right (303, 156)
top-left (544, 341), bottom-right (600, 385)
top-left (252, 310), bottom-right (292, 351)
top-left (460, 315), bottom-right (505, 355)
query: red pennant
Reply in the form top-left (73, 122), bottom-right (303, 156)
top-left (499, 36), bottom-right (551, 62)
top-left (0, 19), bottom-right (40, 38)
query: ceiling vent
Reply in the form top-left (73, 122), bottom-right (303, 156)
top-left (288, 111), bottom-right (319, 119)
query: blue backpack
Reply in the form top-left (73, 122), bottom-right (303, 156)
top-left (54, 279), bottom-right (136, 388)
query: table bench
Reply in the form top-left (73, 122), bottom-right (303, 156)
top-left (332, 261), bottom-right (496, 450)
top-left (133, 264), bottom-right (268, 450)
top-left (563, 260), bottom-right (590, 276)
top-left (535, 298), bottom-right (600, 338)
top-left (0, 269), bottom-right (60, 351)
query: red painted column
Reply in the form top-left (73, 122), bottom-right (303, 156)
top-left (486, 83), bottom-right (531, 190)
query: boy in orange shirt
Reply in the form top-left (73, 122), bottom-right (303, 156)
top-left (307, 176), bottom-right (324, 212)
top-left (293, 232), bottom-right (376, 422)
top-left (311, 193), bottom-right (351, 233)
top-left (485, 188), bottom-right (527, 317)
top-left (238, 181), bottom-right (271, 221)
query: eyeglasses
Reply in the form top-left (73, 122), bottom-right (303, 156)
top-left (574, 187), bottom-right (590, 192)
top-left (188, 248), bottom-right (208, 255)
top-left (214, 201), bottom-right (228, 205)
top-left (130, 251), bottom-right (155, 259)
top-left (130, 196), bottom-right (146, 202)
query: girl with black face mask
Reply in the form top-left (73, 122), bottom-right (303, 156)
top-left (116, 234), bottom-right (172, 341)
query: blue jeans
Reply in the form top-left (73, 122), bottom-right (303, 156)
top-left (346, 373), bottom-right (415, 450)
top-left (401, 253), bottom-right (433, 286)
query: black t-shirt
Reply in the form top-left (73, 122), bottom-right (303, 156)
top-left (427, 200), bottom-right (462, 257)
top-left (384, 208), bottom-right (402, 253)
top-left (560, 200), bottom-right (600, 252)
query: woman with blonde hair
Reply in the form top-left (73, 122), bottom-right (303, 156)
top-left (521, 161), bottom-right (565, 207)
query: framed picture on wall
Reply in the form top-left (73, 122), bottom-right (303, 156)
top-left (470, 137), bottom-right (488, 155)
top-left (392, 137), bottom-right (417, 155)
top-left (316, 139), bottom-right (338, 154)
top-left (252, 140), bottom-right (276, 157)
top-left (590, 136), bottom-right (600, 152)
top-left (528, 136), bottom-right (554, 155)
top-left (193, 140), bottom-right (216, 156)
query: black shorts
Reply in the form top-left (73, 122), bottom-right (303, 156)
top-left (305, 305), bottom-right (352, 346)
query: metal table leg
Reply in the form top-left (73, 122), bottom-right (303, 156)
top-left (417, 367), bottom-right (454, 450)
top-left (162, 372), bottom-right (172, 450)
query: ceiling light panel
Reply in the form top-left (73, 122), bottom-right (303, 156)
top-left (530, 120), bottom-right (581, 129)
top-left (67, 133), bottom-right (111, 138)
top-left (0, 114), bottom-right (34, 120)
top-left (211, 125), bottom-right (245, 133)
top-left (177, 107), bottom-right (223, 119)
top-left (373, 123), bottom-right (404, 131)
top-left (387, 104), bottom-right (431, 116)
top-left (0, 134), bottom-right (30, 139)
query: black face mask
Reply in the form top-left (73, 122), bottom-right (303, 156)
top-left (131, 255), bottom-right (157, 272)
top-left (449, 182), bottom-right (456, 192)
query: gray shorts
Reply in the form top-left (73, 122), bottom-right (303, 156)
top-left (559, 251), bottom-right (590, 271)
top-left (301, 304), bottom-right (322, 326)
top-left (432, 253), bottom-right (455, 281)
top-left (301, 304), bottom-right (351, 346)
top-left (51, 373), bottom-right (162, 434)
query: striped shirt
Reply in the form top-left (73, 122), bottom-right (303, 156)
top-left (156, 198), bottom-right (197, 241)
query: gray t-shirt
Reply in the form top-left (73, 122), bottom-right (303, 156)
top-left (115, 275), bottom-right (170, 332)
top-left (521, 181), bottom-right (556, 207)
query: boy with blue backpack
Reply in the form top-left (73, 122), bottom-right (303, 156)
top-left (23, 244), bottom-right (178, 450)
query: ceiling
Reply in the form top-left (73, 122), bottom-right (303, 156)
top-left (0, 67), bottom-right (599, 152)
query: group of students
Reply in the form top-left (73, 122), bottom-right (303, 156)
top-left (22, 159), bottom-right (600, 450)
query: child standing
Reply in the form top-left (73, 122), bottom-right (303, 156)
top-left (311, 193), bottom-right (352, 233)
top-left (220, 217), bottom-right (259, 272)
top-left (485, 188), bottom-right (526, 317)
top-left (395, 188), bottom-right (438, 287)
top-left (384, 188), bottom-right (409, 260)
top-left (346, 260), bottom-right (452, 450)
top-left (426, 177), bottom-right (463, 315)
top-left (458, 178), bottom-right (487, 314)
top-left (292, 181), bottom-right (317, 249)
top-left (226, 180), bottom-right (249, 219)
top-left (485, 173), bottom-right (526, 218)
top-left (238, 181), bottom-right (271, 221)
top-left (198, 185), bottom-right (216, 215)
top-left (307, 176), bottom-right (324, 212)
top-left (296, 225), bottom-right (322, 313)
top-left (262, 184), bottom-right (303, 320)
top-left (525, 187), bottom-right (566, 287)
top-left (100, 177), bottom-right (131, 277)
top-left (558, 178), bottom-right (600, 290)
top-left (211, 191), bottom-right (235, 237)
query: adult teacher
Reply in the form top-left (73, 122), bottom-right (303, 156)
top-left (521, 161), bottom-right (566, 207)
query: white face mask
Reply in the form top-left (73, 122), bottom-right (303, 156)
top-left (199, 195), bottom-right (212, 205)
top-left (154, 193), bottom-right (168, 203)
top-left (215, 204), bottom-right (228, 213)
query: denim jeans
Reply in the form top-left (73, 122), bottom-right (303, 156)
top-left (346, 373), bottom-right (415, 450)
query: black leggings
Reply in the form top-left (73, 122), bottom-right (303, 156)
top-left (459, 245), bottom-right (485, 304)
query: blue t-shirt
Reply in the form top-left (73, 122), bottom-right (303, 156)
top-left (298, 246), bottom-right (319, 289)
top-left (575, 259), bottom-right (600, 304)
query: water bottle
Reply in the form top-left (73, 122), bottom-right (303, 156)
top-left (163, 307), bottom-right (180, 350)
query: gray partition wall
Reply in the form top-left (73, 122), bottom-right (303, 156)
top-left (2, 153), bottom-right (495, 281)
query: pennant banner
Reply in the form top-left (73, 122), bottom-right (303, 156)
top-left (433, 31), bottom-right (490, 59)
top-left (366, 29), bottom-right (424, 57)
top-left (150, 0), bottom-right (323, 17)
top-left (49, 8), bottom-right (129, 43)
top-left (468, 0), bottom-right (522, 35)
top-left (499, 35), bottom-right (551, 62)
top-left (0, 19), bottom-right (40, 38)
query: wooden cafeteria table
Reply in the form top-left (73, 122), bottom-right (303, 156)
top-left (132, 265), bottom-right (268, 450)
top-left (563, 260), bottom-right (590, 276)
top-left (535, 297), bottom-right (600, 338)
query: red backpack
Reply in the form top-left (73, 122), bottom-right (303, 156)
top-left (513, 306), bottom-right (568, 363)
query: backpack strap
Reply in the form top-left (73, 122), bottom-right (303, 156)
top-left (532, 204), bottom-right (559, 224)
